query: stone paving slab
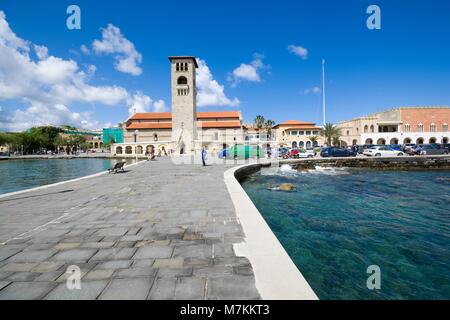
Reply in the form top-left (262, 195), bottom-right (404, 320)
top-left (0, 158), bottom-right (260, 300)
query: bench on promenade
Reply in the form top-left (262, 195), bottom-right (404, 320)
top-left (108, 161), bottom-right (126, 174)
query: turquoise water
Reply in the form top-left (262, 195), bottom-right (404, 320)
top-left (241, 167), bottom-right (450, 300)
top-left (0, 158), bottom-right (136, 195)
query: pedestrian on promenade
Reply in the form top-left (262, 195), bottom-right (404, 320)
top-left (201, 146), bottom-right (207, 166)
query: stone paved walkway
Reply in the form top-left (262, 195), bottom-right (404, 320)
top-left (0, 158), bottom-right (260, 300)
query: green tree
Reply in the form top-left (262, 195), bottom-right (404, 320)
top-left (0, 132), bottom-right (13, 146)
top-left (60, 125), bottom-right (78, 131)
top-left (310, 135), bottom-right (320, 147)
top-left (29, 126), bottom-right (62, 151)
top-left (321, 123), bottom-right (341, 146)
top-left (332, 136), bottom-right (341, 147)
top-left (265, 120), bottom-right (275, 141)
top-left (254, 115), bottom-right (265, 138)
top-left (67, 134), bottom-right (87, 149)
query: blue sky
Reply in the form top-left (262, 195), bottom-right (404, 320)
top-left (0, 0), bottom-right (449, 131)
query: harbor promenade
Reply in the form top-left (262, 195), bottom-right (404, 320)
top-left (0, 158), bottom-right (260, 300)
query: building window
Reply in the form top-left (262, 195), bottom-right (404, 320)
top-left (214, 132), bottom-right (219, 140)
top-left (299, 131), bottom-right (304, 135)
top-left (291, 131), bottom-right (298, 136)
top-left (370, 125), bottom-right (374, 133)
top-left (346, 130), bottom-right (350, 136)
top-left (177, 76), bottom-right (188, 85)
top-left (153, 133), bottom-right (158, 142)
top-left (305, 131), bottom-right (311, 135)
top-left (418, 123), bottom-right (424, 132)
top-left (364, 125), bottom-right (368, 133)
top-left (313, 131), bottom-right (319, 135)
top-left (443, 123), bottom-right (448, 132)
top-left (430, 123), bottom-right (436, 132)
top-left (404, 124), bottom-right (411, 132)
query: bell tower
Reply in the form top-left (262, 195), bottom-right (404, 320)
top-left (169, 56), bottom-right (198, 154)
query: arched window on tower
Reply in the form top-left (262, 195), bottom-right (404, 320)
top-left (177, 76), bottom-right (188, 85)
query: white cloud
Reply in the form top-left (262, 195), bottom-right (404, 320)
top-left (126, 91), bottom-right (152, 114)
top-left (91, 24), bottom-right (142, 76)
top-left (80, 44), bottom-right (90, 55)
top-left (34, 45), bottom-right (48, 60)
top-left (227, 54), bottom-right (269, 87)
top-left (288, 45), bottom-right (308, 59)
top-left (196, 59), bottom-right (240, 107)
top-left (303, 86), bottom-right (321, 95)
top-left (1, 102), bottom-right (101, 132)
top-left (153, 99), bottom-right (167, 112)
top-left (0, 11), bottom-right (155, 131)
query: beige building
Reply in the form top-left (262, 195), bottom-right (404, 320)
top-left (273, 120), bottom-right (324, 148)
top-left (0, 144), bottom-right (10, 154)
top-left (112, 55), bottom-right (325, 157)
top-left (112, 56), bottom-right (247, 156)
top-left (117, 111), bottom-right (245, 156)
top-left (337, 107), bottom-right (450, 146)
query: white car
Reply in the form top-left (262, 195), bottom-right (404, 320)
top-left (305, 148), bottom-right (316, 157)
top-left (363, 146), bottom-right (404, 157)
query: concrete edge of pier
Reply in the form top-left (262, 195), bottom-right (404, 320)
top-left (224, 162), bottom-right (319, 300)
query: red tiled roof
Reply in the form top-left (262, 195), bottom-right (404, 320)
top-left (127, 122), bottom-right (172, 130)
top-left (275, 120), bottom-right (316, 126)
top-left (282, 126), bottom-right (322, 130)
top-left (129, 111), bottom-right (241, 121)
top-left (129, 113), bottom-right (172, 120)
top-left (198, 121), bottom-right (242, 128)
top-left (197, 111), bottom-right (241, 119)
top-left (126, 120), bottom-right (242, 130)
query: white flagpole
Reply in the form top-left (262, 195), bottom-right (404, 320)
top-left (322, 59), bottom-right (326, 126)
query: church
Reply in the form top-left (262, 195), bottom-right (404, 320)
top-left (112, 56), bottom-right (247, 157)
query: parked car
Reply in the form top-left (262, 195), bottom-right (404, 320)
top-left (389, 144), bottom-right (403, 151)
top-left (418, 144), bottom-right (448, 155)
top-left (441, 144), bottom-right (450, 153)
top-left (298, 149), bottom-right (314, 158)
top-left (286, 148), bottom-right (300, 158)
top-left (358, 145), bottom-right (375, 154)
top-left (363, 146), bottom-right (404, 157)
top-left (305, 148), bottom-right (316, 157)
top-left (278, 147), bottom-right (290, 158)
top-left (320, 147), bottom-right (357, 157)
top-left (403, 144), bottom-right (417, 152)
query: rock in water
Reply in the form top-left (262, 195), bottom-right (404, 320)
top-left (279, 183), bottom-right (296, 191)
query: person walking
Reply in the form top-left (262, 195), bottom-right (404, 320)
top-left (201, 146), bottom-right (207, 166)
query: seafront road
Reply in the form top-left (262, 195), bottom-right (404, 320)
top-left (0, 158), bottom-right (260, 300)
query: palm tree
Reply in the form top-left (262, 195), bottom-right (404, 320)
top-left (309, 135), bottom-right (319, 147)
top-left (254, 115), bottom-right (265, 140)
top-left (254, 115), bottom-right (265, 131)
top-left (332, 136), bottom-right (341, 147)
top-left (265, 120), bottom-right (275, 141)
top-left (321, 123), bottom-right (341, 146)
